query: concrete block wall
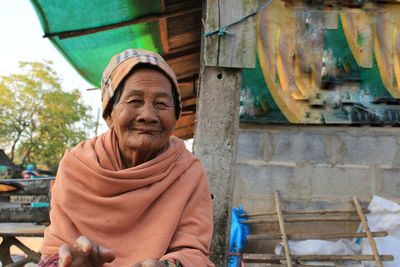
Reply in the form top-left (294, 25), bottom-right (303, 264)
top-left (234, 125), bottom-right (400, 212)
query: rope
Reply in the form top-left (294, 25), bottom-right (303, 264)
top-left (204, 0), bottom-right (273, 37)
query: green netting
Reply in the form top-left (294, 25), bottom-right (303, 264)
top-left (30, 0), bottom-right (164, 87)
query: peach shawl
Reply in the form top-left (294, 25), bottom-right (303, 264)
top-left (41, 129), bottom-right (214, 267)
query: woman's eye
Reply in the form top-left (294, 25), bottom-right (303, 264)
top-left (155, 102), bottom-right (168, 109)
top-left (129, 99), bottom-right (143, 106)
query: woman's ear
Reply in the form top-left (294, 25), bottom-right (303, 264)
top-left (105, 114), bottom-right (114, 129)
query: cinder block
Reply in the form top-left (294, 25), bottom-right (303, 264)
top-left (269, 132), bottom-right (329, 163)
top-left (310, 164), bottom-right (372, 201)
top-left (376, 167), bottom-right (400, 199)
top-left (338, 134), bottom-right (397, 165)
top-left (236, 163), bottom-right (316, 200)
top-left (237, 131), bottom-right (262, 160)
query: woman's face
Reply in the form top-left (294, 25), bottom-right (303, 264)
top-left (109, 67), bottom-right (176, 160)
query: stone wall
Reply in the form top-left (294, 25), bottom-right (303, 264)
top-left (234, 125), bottom-right (400, 254)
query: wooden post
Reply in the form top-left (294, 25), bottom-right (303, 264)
top-left (195, 0), bottom-right (257, 265)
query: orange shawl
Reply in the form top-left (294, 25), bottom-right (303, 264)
top-left (41, 129), bottom-right (214, 267)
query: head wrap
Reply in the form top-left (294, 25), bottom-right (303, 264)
top-left (101, 49), bottom-right (182, 120)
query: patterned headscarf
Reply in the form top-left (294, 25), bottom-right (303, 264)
top-left (101, 49), bottom-right (182, 120)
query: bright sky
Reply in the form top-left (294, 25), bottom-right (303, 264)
top-left (0, 1), bottom-right (108, 135)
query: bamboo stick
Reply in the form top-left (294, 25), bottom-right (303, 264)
top-left (353, 196), bottom-right (383, 267)
top-left (241, 209), bottom-right (369, 217)
top-left (248, 231), bottom-right (388, 240)
top-left (243, 253), bottom-right (394, 262)
top-left (244, 216), bottom-right (360, 224)
top-left (274, 191), bottom-right (293, 267)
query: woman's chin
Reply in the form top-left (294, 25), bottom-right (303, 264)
top-left (130, 136), bottom-right (161, 152)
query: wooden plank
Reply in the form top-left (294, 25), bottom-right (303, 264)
top-left (0, 223), bottom-right (46, 237)
top-left (248, 231), bottom-right (388, 240)
top-left (241, 209), bottom-right (368, 217)
top-left (274, 191), bottom-right (292, 267)
top-left (204, 0), bottom-right (219, 66)
top-left (353, 196), bottom-right (384, 267)
top-left (175, 113), bottom-right (195, 129)
top-left (159, 0), bottom-right (170, 54)
top-left (244, 216), bottom-right (360, 224)
top-left (0, 178), bottom-right (54, 196)
top-left (218, 0), bottom-right (257, 68)
top-left (204, 0), bottom-right (257, 68)
top-left (0, 207), bottom-right (49, 223)
top-left (159, 18), bottom-right (170, 53)
top-left (10, 195), bottom-right (49, 204)
top-left (173, 126), bottom-right (194, 140)
top-left (243, 254), bottom-right (394, 262)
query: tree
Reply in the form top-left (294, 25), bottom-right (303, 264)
top-left (0, 61), bottom-right (94, 173)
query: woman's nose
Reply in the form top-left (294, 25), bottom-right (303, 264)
top-left (136, 103), bottom-right (158, 123)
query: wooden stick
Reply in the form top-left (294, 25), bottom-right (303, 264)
top-left (274, 191), bottom-right (293, 267)
top-left (241, 209), bottom-right (369, 217)
top-left (243, 253), bottom-right (394, 262)
top-left (248, 231), bottom-right (388, 240)
top-left (353, 196), bottom-right (383, 267)
top-left (244, 216), bottom-right (360, 224)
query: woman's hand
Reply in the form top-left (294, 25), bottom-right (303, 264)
top-left (131, 259), bottom-right (166, 267)
top-left (58, 236), bottom-right (115, 267)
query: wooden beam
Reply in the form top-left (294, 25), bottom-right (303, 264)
top-left (163, 43), bottom-right (200, 60)
top-left (244, 216), bottom-right (361, 224)
top-left (248, 231), bottom-right (388, 240)
top-left (241, 208), bottom-right (369, 217)
top-left (44, 6), bottom-right (201, 39)
top-left (0, 207), bottom-right (49, 223)
top-left (204, 0), bottom-right (257, 68)
top-left (243, 254), bottom-right (394, 262)
top-left (159, 18), bottom-right (170, 53)
top-left (159, 0), bottom-right (169, 53)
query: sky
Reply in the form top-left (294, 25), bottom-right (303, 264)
top-left (0, 1), bottom-right (108, 135)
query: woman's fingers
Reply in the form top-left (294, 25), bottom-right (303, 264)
top-left (132, 259), bottom-right (166, 267)
top-left (98, 246), bottom-right (116, 263)
top-left (74, 236), bottom-right (93, 254)
top-left (58, 245), bottom-right (73, 267)
top-left (59, 236), bottom-right (115, 267)
top-left (74, 236), bottom-right (116, 266)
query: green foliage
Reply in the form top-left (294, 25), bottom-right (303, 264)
top-left (0, 61), bottom-right (94, 172)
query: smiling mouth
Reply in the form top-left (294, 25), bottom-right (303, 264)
top-left (133, 128), bottom-right (161, 134)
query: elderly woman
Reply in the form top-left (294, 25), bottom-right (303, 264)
top-left (38, 49), bottom-right (214, 267)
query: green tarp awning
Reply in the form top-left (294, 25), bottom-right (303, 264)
top-left (30, 0), bottom-right (164, 87)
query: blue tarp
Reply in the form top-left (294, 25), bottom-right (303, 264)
top-left (228, 206), bottom-right (250, 267)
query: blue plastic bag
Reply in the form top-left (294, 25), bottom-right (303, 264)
top-left (228, 206), bottom-right (250, 267)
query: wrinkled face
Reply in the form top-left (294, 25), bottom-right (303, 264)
top-left (109, 67), bottom-right (176, 160)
